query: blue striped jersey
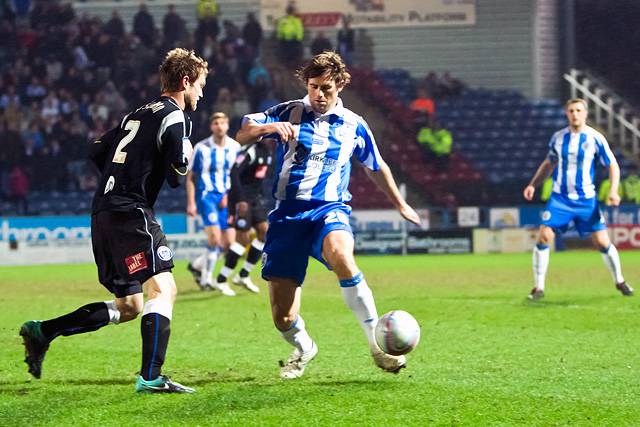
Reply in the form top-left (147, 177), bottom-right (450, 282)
top-left (243, 95), bottom-right (383, 203)
top-left (547, 126), bottom-right (616, 200)
top-left (190, 136), bottom-right (240, 195)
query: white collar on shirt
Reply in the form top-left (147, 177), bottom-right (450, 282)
top-left (206, 135), bottom-right (229, 148)
top-left (302, 95), bottom-right (345, 118)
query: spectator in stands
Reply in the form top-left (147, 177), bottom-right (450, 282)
top-left (310, 31), bottom-right (333, 56)
top-left (8, 163), bottom-right (29, 214)
top-left (417, 120), bottom-right (452, 170)
top-left (246, 57), bottom-right (271, 111)
top-left (195, 0), bottom-right (219, 49)
top-left (242, 12), bottom-right (262, 50)
top-left (622, 166), bottom-right (640, 204)
top-left (23, 121), bottom-right (44, 150)
top-left (0, 85), bottom-right (20, 109)
top-left (410, 88), bottom-right (436, 120)
top-left (196, 0), bottom-right (219, 20)
top-left (337, 16), bottom-right (354, 66)
top-left (441, 71), bottom-right (465, 97)
top-left (213, 87), bottom-right (235, 120)
top-left (163, 4), bottom-right (186, 47)
top-left (133, 3), bottom-right (155, 47)
top-left (598, 177), bottom-right (624, 204)
top-left (103, 9), bottom-right (125, 38)
top-left (540, 177), bottom-right (553, 202)
top-left (276, 3), bottom-right (303, 66)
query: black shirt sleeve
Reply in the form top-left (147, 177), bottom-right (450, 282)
top-left (88, 126), bottom-right (120, 173)
top-left (161, 113), bottom-right (190, 188)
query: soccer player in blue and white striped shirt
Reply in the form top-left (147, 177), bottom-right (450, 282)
top-left (237, 52), bottom-right (421, 379)
top-left (523, 98), bottom-right (633, 300)
top-left (186, 112), bottom-right (240, 295)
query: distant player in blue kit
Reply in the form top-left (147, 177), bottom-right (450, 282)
top-left (186, 112), bottom-right (240, 295)
top-left (237, 52), bottom-right (421, 379)
top-left (523, 98), bottom-right (633, 300)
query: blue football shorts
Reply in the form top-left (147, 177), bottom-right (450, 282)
top-left (197, 192), bottom-right (230, 229)
top-left (261, 200), bottom-right (353, 285)
top-left (541, 192), bottom-right (606, 236)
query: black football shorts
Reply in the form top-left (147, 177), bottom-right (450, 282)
top-left (91, 207), bottom-right (174, 298)
top-left (234, 197), bottom-right (270, 231)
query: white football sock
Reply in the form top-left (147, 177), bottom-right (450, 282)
top-left (104, 300), bottom-right (121, 325)
top-left (601, 244), bottom-right (624, 284)
top-left (532, 244), bottom-right (550, 290)
top-left (340, 272), bottom-right (379, 348)
top-left (279, 315), bottom-right (314, 353)
top-left (201, 246), bottom-right (219, 284)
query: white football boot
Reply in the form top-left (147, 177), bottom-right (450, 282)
top-left (371, 345), bottom-right (406, 373)
top-left (211, 282), bottom-right (236, 296)
top-left (279, 342), bottom-right (318, 380)
top-left (232, 275), bottom-right (260, 293)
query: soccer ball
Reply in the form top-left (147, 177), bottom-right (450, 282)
top-left (375, 310), bottom-right (420, 356)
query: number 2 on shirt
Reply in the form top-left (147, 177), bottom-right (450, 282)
top-left (112, 120), bottom-right (141, 164)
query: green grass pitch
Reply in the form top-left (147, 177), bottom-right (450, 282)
top-left (1, 252), bottom-right (639, 426)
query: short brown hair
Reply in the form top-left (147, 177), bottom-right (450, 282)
top-left (209, 112), bottom-right (228, 122)
top-left (159, 48), bottom-right (208, 92)
top-left (295, 51), bottom-right (351, 87)
top-left (565, 98), bottom-right (588, 110)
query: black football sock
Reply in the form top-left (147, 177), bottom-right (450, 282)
top-left (40, 302), bottom-right (111, 341)
top-left (216, 243), bottom-right (245, 283)
top-left (140, 311), bottom-right (171, 381)
top-left (240, 240), bottom-right (263, 278)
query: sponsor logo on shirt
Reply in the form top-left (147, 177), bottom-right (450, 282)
top-left (125, 252), bottom-right (148, 274)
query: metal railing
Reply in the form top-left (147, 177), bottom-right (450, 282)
top-left (564, 69), bottom-right (640, 160)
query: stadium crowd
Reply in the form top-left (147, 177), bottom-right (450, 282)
top-left (0, 0), bottom-right (280, 207)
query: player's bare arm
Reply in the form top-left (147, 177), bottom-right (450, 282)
top-left (607, 161), bottom-right (621, 206)
top-left (523, 158), bottom-right (556, 201)
top-left (364, 162), bottom-right (421, 225)
top-left (186, 171), bottom-right (197, 217)
top-left (236, 120), bottom-right (296, 145)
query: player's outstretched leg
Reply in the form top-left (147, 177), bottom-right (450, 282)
top-left (323, 230), bottom-right (405, 373)
top-left (592, 231), bottom-right (633, 296)
top-left (233, 238), bottom-right (263, 293)
top-left (20, 300), bottom-right (124, 379)
top-left (136, 272), bottom-right (194, 393)
top-left (270, 278), bottom-right (317, 379)
top-left (529, 226), bottom-right (553, 300)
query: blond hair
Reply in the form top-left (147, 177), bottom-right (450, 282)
top-left (565, 98), bottom-right (588, 110)
top-left (159, 48), bottom-right (208, 92)
top-left (209, 112), bottom-right (229, 122)
top-left (295, 51), bottom-right (351, 87)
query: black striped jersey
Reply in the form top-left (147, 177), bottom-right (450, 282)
top-left (89, 96), bottom-right (192, 213)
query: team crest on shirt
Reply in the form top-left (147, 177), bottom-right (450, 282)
top-left (542, 210), bottom-right (551, 221)
top-left (157, 246), bottom-right (173, 261)
top-left (581, 141), bottom-right (591, 151)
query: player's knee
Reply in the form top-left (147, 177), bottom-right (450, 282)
top-left (116, 297), bottom-right (144, 322)
top-left (273, 313), bottom-right (296, 331)
top-left (538, 227), bottom-right (554, 244)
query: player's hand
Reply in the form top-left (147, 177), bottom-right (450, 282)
top-left (186, 202), bottom-right (197, 217)
top-left (608, 191), bottom-right (621, 207)
top-left (399, 203), bottom-right (421, 226)
top-left (523, 185), bottom-right (535, 201)
top-left (268, 122), bottom-right (296, 142)
top-left (219, 194), bottom-right (228, 208)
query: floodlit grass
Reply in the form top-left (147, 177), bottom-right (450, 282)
top-left (1, 252), bottom-right (639, 426)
